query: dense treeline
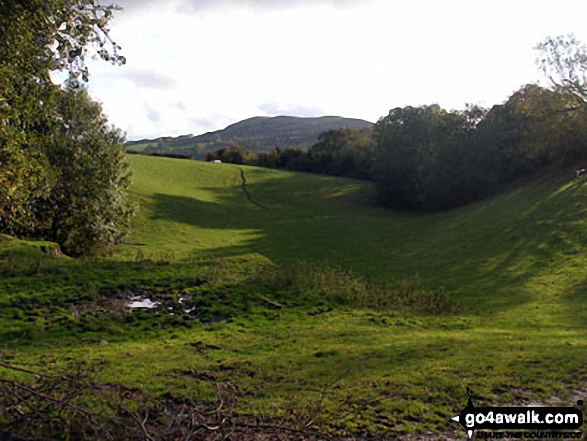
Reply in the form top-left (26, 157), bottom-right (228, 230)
top-left (375, 85), bottom-right (587, 211)
top-left (206, 127), bottom-right (376, 179)
top-left (127, 150), bottom-right (192, 160)
top-left (209, 81), bottom-right (587, 212)
top-left (378, 35), bottom-right (587, 211)
top-left (0, 1), bottom-right (134, 255)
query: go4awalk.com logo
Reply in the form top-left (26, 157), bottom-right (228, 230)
top-left (452, 388), bottom-right (583, 439)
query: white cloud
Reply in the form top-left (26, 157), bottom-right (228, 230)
top-left (118, 0), bottom-right (368, 13)
top-left (117, 68), bottom-right (178, 90)
top-left (86, 0), bottom-right (587, 140)
top-left (178, 0), bottom-right (369, 13)
top-left (258, 102), bottom-right (324, 117)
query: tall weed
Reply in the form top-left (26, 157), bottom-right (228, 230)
top-left (254, 261), bottom-right (457, 315)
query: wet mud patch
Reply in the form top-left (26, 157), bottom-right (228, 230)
top-left (3, 282), bottom-right (220, 340)
top-left (93, 281), bottom-right (222, 324)
top-left (3, 276), bottom-right (285, 344)
top-left (178, 361), bottom-right (257, 385)
top-left (189, 341), bottom-right (222, 353)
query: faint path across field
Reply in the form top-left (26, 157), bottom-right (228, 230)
top-left (239, 168), bottom-right (265, 209)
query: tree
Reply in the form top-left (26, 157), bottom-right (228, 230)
top-left (504, 84), bottom-right (586, 166)
top-left (34, 89), bottom-right (135, 256)
top-left (0, 0), bottom-right (131, 254)
top-left (207, 145), bottom-right (256, 165)
top-left (373, 105), bottom-right (471, 210)
top-left (308, 128), bottom-right (376, 179)
top-left (472, 84), bottom-right (587, 183)
top-left (256, 147), bottom-right (282, 168)
top-left (280, 147), bottom-right (311, 171)
top-left (536, 34), bottom-right (587, 110)
top-left (225, 144), bottom-right (256, 165)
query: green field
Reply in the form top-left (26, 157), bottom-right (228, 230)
top-left (2, 154), bottom-right (587, 438)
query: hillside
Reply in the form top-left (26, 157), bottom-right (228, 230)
top-left (126, 156), bottom-right (587, 295)
top-left (3, 155), bottom-right (587, 438)
top-left (126, 115), bottom-right (373, 157)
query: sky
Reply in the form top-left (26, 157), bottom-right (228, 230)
top-left (80, 0), bottom-right (587, 141)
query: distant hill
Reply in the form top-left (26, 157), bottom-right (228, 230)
top-left (126, 115), bottom-right (374, 158)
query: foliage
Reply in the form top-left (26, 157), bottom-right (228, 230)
top-left (0, 0), bottom-right (131, 255)
top-left (34, 89), bottom-right (135, 256)
top-left (536, 34), bottom-right (587, 109)
top-left (478, 85), bottom-right (587, 174)
top-left (306, 128), bottom-right (376, 179)
top-left (209, 128), bottom-right (377, 181)
top-left (373, 105), bottom-right (476, 210)
top-left (374, 84), bottom-right (587, 211)
top-left (256, 147), bottom-right (283, 168)
top-left (277, 147), bottom-right (312, 171)
top-left (206, 144), bottom-right (257, 165)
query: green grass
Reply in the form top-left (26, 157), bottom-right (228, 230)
top-left (2, 155), bottom-right (587, 438)
top-left (125, 155), bottom-right (587, 314)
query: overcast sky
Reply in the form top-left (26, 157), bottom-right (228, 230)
top-left (82, 0), bottom-right (587, 140)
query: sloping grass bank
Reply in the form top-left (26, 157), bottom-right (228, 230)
top-left (2, 155), bottom-right (587, 438)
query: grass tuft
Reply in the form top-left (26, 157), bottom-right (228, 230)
top-left (253, 261), bottom-right (458, 314)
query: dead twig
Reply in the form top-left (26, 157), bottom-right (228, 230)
top-left (127, 410), bottom-right (156, 441)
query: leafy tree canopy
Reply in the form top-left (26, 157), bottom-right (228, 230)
top-left (0, 0), bottom-right (132, 255)
top-left (373, 105), bottom-right (472, 210)
top-left (308, 127), bottom-right (376, 179)
top-left (536, 34), bottom-right (587, 109)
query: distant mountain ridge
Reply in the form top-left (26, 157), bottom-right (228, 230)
top-left (126, 115), bottom-right (374, 158)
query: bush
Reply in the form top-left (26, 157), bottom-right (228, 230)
top-left (32, 89), bottom-right (136, 256)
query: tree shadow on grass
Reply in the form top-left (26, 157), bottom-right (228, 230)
top-left (143, 169), bottom-right (587, 318)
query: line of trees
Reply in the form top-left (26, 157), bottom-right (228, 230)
top-left (0, 1), bottom-right (134, 255)
top-left (206, 127), bottom-right (377, 180)
top-left (375, 35), bottom-right (587, 211)
top-left (208, 35), bottom-right (587, 212)
top-left (373, 47), bottom-right (587, 211)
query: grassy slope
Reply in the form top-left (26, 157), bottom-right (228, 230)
top-left (128, 155), bottom-right (587, 417)
top-left (127, 154), bottom-right (587, 314)
top-left (3, 154), bottom-right (587, 436)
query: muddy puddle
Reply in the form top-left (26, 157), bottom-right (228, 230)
top-left (127, 297), bottom-right (160, 309)
top-left (82, 286), bottom-right (209, 322)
